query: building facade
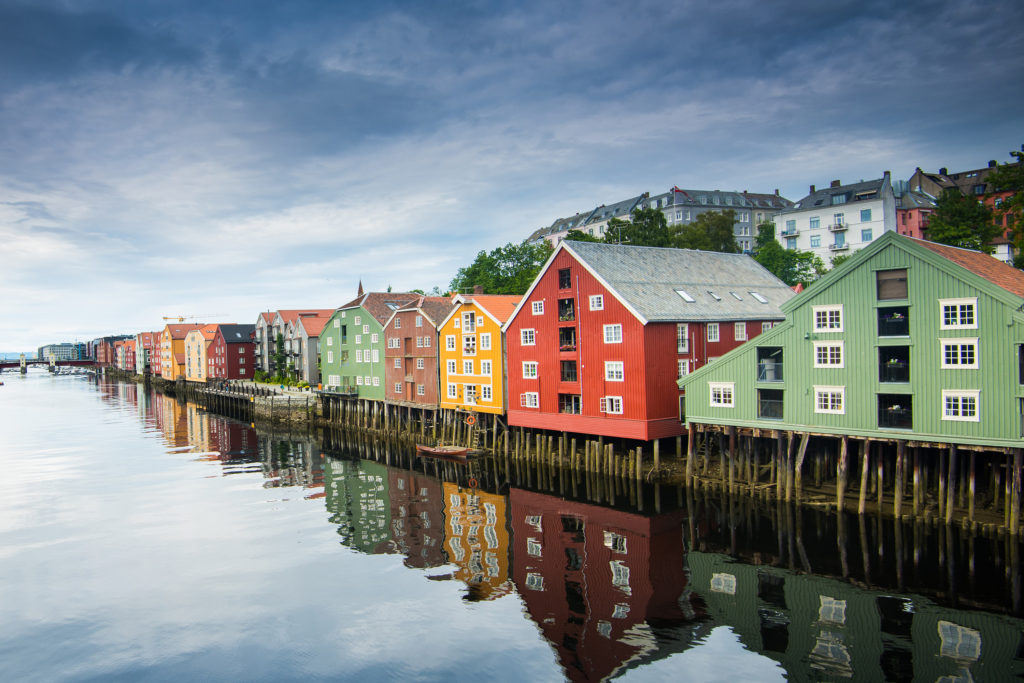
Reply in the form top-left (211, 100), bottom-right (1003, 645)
top-left (161, 324), bottom-right (204, 381)
top-left (382, 297), bottom-right (454, 407)
top-left (208, 324), bottom-right (256, 380)
top-left (184, 325), bottom-right (218, 382)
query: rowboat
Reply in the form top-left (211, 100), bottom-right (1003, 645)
top-left (416, 444), bottom-right (471, 461)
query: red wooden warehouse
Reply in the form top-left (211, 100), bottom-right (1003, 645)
top-left (502, 241), bottom-right (794, 440)
top-left (207, 324), bottom-right (256, 380)
top-left (383, 296), bottom-right (455, 407)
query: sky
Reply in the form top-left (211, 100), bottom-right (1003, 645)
top-left (2, 0), bottom-right (1023, 351)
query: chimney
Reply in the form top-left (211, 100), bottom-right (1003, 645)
top-left (809, 184), bottom-right (816, 194)
top-left (473, 284), bottom-right (483, 295)
top-left (989, 160), bottom-right (997, 168)
top-left (939, 167), bottom-right (948, 176)
top-left (830, 179), bottom-right (841, 188)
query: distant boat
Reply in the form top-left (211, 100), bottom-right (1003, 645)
top-left (416, 444), bottom-right (471, 461)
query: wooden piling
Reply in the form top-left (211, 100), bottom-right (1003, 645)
top-left (836, 436), bottom-right (849, 512)
top-left (858, 441), bottom-right (870, 515)
top-left (793, 433), bottom-right (809, 501)
top-left (946, 445), bottom-right (958, 525)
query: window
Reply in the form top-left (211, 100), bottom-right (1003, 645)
top-left (416, 336), bottom-right (423, 348)
top-left (394, 358), bottom-right (401, 368)
top-left (814, 341), bottom-right (844, 368)
top-left (356, 376), bottom-right (364, 385)
top-left (810, 235), bottom-right (821, 248)
top-left (707, 323), bottom-right (719, 342)
top-left (677, 360), bottom-right (688, 378)
top-left (600, 396), bottom-right (623, 414)
top-left (463, 360), bottom-right (473, 375)
top-left (463, 335), bottom-right (476, 356)
top-left (371, 333), bottom-right (378, 343)
top-left (809, 216), bottom-right (820, 229)
top-left (832, 194), bottom-right (846, 205)
top-left (464, 385), bottom-right (476, 404)
top-left (522, 361), bottom-right (538, 378)
top-left (480, 360), bottom-right (492, 376)
top-left (416, 358), bottom-right (424, 370)
top-left (327, 351), bottom-right (333, 363)
top-left (532, 301), bottom-right (544, 315)
top-left (786, 237), bottom-right (796, 250)
top-left (861, 229), bottom-right (872, 242)
top-left (415, 315), bottom-right (423, 328)
top-left (604, 324), bottom-right (622, 343)
top-left (462, 312), bottom-right (476, 332)
top-left (446, 359), bottom-right (456, 374)
top-left (762, 322), bottom-right (772, 334)
top-left (417, 384), bottom-right (425, 396)
top-left (353, 315), bottom-right (360, 325)
top-left (940, 338), bottom-right (978, 369)
top-left (785, 219), bottom-right (796, 233)
top-left (394, 383), bottom-right (402, 393)
top-left (558, 268), bottom-right (571, 289)
top-left (940, 298), bottom-right (977, 329)
top-left (814, 386), bottom-right (845, 414)
top-left (394, 318), bottom-right (401, 329)
top-left (447, 383), bottom-right (457, 399)
top-left (734, 322), bottom-right (747, 341)
top-left (423, 335), bottom-right (431, 348)
top-left (334, 319), bottom-right (340, 328)
top-left (813, 305), bottom-right (843, 332)
top-left (480, 333), bottom-right (491, 350)
top-left (675, 289), bottom-right (696, 303)
top-left (521, 392), bottom-right (539, 408)
top-left (454, 318), bottom-right (460, 328)
top-left (942, 390), bottom-right (979, 421)
top-left (355, 349), bottom-right (363, 363)
top-left (590, 295), bottom-right (604, 311)
top-left (446, 335), bottom-right (456, 351)
top-left (709, 382), bottom-right (734, 407)
top-left (860, 208), bottom-right (872, 222)
top-left (877, 269), bottom-right (908, 300)
top-left (371, 376), bottom-right (378, 386)
top-left (327, 337), bottom-right (333, 346)
top-left (833, 212), bottom-right (845, 225)
top-left (605, 361), bottom-right (624, 381)
top-left (481, 385), bottom-right (492, 401)
top-left (677, 323), bottom-right (689, 352)
top-left (521, 329), bottom-right (535, 345)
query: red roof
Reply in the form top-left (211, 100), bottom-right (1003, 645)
top-left (298, 314), bottom-right (332, 337)
top-left (911, 237), bottom-right (1024, 298)
top-left (260, 312), bottom-right (274, 324)
top-left (165, 323), bottom-right (205, 340)
top-left (464, 294), bottom-right (522, 324)
top-left (276, 309), bottom-right (334, 325)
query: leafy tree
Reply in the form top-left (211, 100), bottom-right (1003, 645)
top-left (829, 253), bottom-right (853, 269)
top-left (274, 333), bottom-right (286, 377)
top-left (752, 223), bottom-right (824, 286)
top-left (986, 150), bottom-right (1024, 262)
top-left (564, 228), bottom-right (602, 243)
top-left (603, 208), bottom-right (673, 247)
top-left (672, 210), bottom-right (740, 253)
top-left (924, 188), bottom-right (998, 253)
top-left (450, 240), bottom-right (553, 295)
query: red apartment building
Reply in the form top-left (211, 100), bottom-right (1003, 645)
top-left (207, 324), bottom-right (256, 380)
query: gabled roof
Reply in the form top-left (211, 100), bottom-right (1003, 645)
top-left (297, 315), bottom-right (331, 338)
top-left (336, 291), bottom-right (421, 324)
top-left (388, 296), bottom-right (456, 329)
top-left (506, 241), bottom-right (794, 327)
top-left (163, 323), bottom-right (204, 340)
top-left (218, 324), bottom-right (255, 343)
top-left (274, 309), bottom-right (333, 326)
top-left (258, 312), bottom-right (274, 325)
top-left (911, 237), bottom-right (1024, 298)
top-left (465, 294), bottom-right (522, 324)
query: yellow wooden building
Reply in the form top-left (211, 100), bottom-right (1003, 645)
top-left (160, 323), bottom-right (204, 381)
top-left (184, 325), bottom-right (218, 383)
top-left (437, 294), bottom-right (520, 415)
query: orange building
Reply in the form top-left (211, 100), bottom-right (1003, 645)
top-left (160, 323), bottom-right (205, 381)
top-left (184, 324), bottom-right (218, 382)
top-left (441, 482), bottom-right (512, 601)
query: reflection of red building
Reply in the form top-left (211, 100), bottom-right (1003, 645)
top-left (510, 489), bottom-right (698, 682)
top-left (380, 469), bottom-right (447, 568)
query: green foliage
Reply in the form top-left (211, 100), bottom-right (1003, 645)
top-left (450, 240), bottom-right (554, 295)
top-left (564, 229), bottom-right (602, 243)
top-left (753, 223), bottom-right (825, 286)
top-left (986, 150), bottom-right (1024, 257)
top-left (603, 208), bottom-right (673, 247)
top-left (273, 333), bottom-right (286, 375)
top-left (254, 369), bottom-right (269, 382)
top-left (829, 253), bottom-right (853, 269)
top-left (924, 188), bottom-right (998, 253)
top-left (672, 210), bottom-right (740, 253)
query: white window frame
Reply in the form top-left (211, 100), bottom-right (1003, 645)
top-left (327, 351), bottom-right (333, 363)
top-left (677, 323), bottom-right (689, 352)
top-left (447, 383), bottom-right (457, 399)
top-left (940, 338), bottom-right (979, 369)
top-left (814, 385), bottom-right (845, 414)
top-left (417, 384), bottom-right (425, 396)
top-left (734, 322), bottom-right (747, 341)
top-left (415, 315), bottom-right (423, 328)
top-left (394, 358), bottom-right (401, 368)
top-left (709, 382), bottom-right (734, 408)
top-left (446, 359), bottom-right (456, 374)
top-left (942, 389), bottom-right (980, 422)
top-left (480, 359), bottom-right (492, 376)
top-left (355, 349), bottom-right (363, 363)
top-left (463, 360), bottom-right (473, 375)
top-left (589, 294), bottom-right (604, 311)
top-left (446, 335), bottom-right (456, 351)
top-left (393, 318), bottom-right (400, 329)
top-left (939, 297), bottom-right (978, 330)
top-left (762, 322), bottom-right (772, 334)
top-left (603, 324), bottom-right (622, 344)
top-left (813, 341), bottom-right (845, 368)
top-left (371, 349), bottom-right (379, 363)
top-left (531, 301), bottom-right (544, 315)
top-left (677, 360), bottom-right (689, 379)
top-left (394, 382), bottom-right (402, 393)
top-left (480, 333), bottom-right (491, 350)
top-left (604, 361), bottom-right (624, 381)
top-left (481, 385), bottom-right (492, 401)
top-left (416, 358), bottom-right (424, 370)
top-left (372, 376), bottom-right (379, 386)
top-left (812, 304), bottom-right (843, 332)
top-left (521, 392), bottom-right (539, 408)
top-left (521, 329), bottom-right (536, 346)
top-left (599, 396), bottom-right (623, 414)
top-left (707, 323), bottom-right (719, 343)
top-left (522, 361), bottom-right (538, 379)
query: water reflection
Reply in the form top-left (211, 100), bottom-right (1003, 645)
top-left (77, 378), bottom-right (1024, 681)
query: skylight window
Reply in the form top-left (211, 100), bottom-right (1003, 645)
top-left (707, 290), bottom-right (722, 301)
top-left (730, 291), bottom-right (743, 301)
top-left (675, 289), bottom-right (696, 303)
top-left (750, 292), bottom-right (769, 304)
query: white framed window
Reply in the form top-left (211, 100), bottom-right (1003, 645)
top-left (463, 335), bottom-right (476, 356)
top-left (423, 335), bottom-right (430, 347)
top-left (393, 319), bottom-right (400, 329)
top-left (521, 392), bottom-right (539, 408)
top-left (940, 338), bottom-right (978, 369)
top-left (353, 315), bottom-right (360, 325)
top-left (814, 386), bottom-right (845, 414)
top-left (942, 389), bottom-right (979, 422)
top-left (709, 382), bottom-right (734, 407)
top-left (327, 337), bottom-right (333, 347)
top-left (813, 305), bottom-right (843, 332)
top-left (415, 315), bottom-right (423, 327)
top-left (464, 385), bottom-right (477, 404)
top-left (356, 376), bottom-right (364, 385)
top-left (480, 333), bottom-right (491, 350)
top-left (355, 349), bottom-right (363, 363)
top-left (371, 333), bottom-right (378, 343)
top-left (481, 385), bottom-right (492, 401)
top-left (677, 360), bottom-right (689, 378)
top-left (676, 323), bottom-right (689, 352)
top-left (417, 384), bottom-right (425, 396)
top-left (394, 383), bottom-right (402, 393)
top-left (603, 324), bottom-right (622, 343)
top-left (447, 383), bottom-right (457, 399)
top-left (590, 295), bottom-right (604, 311)
top-left (327, 351), bottom-right (333, 363)
top-left (446, 359), bottom-right (456, 374)
top-left (416, 358), bottom-right (424, 370)
top-left (454, 318), bottom-right (460, 328)
top-left (463, 360), bottom-right (473, 375)
top-left (762, 322), bottom-right (772, 334)
top-left (522, 361), bottom-right (538, 379)
top-left (734, 322), bottom-right (747, 341)
top-left (707, 323), bottom-right (719, 343)
top-left (462, 312), bottom-right (476, 332)
top-left (480, 360), bottom-right (492, 376)
top-left (446, 335), bottom-right (456, 351)
top-left (813, 341), bottom-right (844, 368)
top-left (599, 396), bottom-right (623, 414)
top-left (532, 301), bottom-right (544, 315)
top-left (521, 329), bottom-right (536, 346)
top-left (355, 334), bottom-right (362, 344)
top-left (604, 361), bottom-right (624, 381)
top-left (940, 298), bottom-right (978, 330)
top-left (334, 319), bottom-right (340, 328)
top-left (371, 376), bottom-right (378, 386)
top-left (416, 336), bottom-right (423, 348)
top-left (371, 350), bottom-right (379, 363)
top-left (394, 358), bottom-right (402, 368)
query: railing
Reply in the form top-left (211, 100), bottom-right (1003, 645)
top-left (879, 362), bottom-right (909, 383)
top-left (879, 407), bottom-right (912, 429)
top-left (878, 314), bottom-right (909, 337)
top-left (757, 399), bottom-right (784, 420)
top-left (829, 242), bottom-right (849, 251)
top-left (828, 223), bottom-right (847, 232)
top-left (757, 361), bottom-right (783, 382)
top-left (558, 312), bottom-right (576, 322)
top-left (559, 344), bottom-right (577, 352)
top-left (780, 228), bottom-right (799, 237)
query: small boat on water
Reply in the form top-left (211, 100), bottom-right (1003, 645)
top-left (416, 444), bottom-right (471, 461)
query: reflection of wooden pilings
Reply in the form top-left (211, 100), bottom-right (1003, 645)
top-left (912, 446), bottom-right (921, 518)
top-left (894, 440), bottom-right (905, 519)
top-left (1012, 449), bottom-right (1022, 536)
top-left (858, 441), bottom-right (870, 515)
top-left (784, 433), bottom-right (795, 503)
top-left (686, 423), bottom-right (695, 486)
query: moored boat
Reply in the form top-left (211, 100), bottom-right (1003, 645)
top-left (416, 444), bottom-right (471, 461)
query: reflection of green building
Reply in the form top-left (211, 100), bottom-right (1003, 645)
top-left (324, 458), bottom-right (392, 554)
top-left (687, 552), bottom-right (1024, 681)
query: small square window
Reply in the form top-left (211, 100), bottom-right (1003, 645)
top-left (590, 295), bottom-right (604, 311)
top-left (734, 322), bottom-right (746, 341)
top-left (532, 301), bottom-right (544, 315)
top-left (603, 324), bottom-right (622, 343)
top-left (812, 305), bottom-right (843, 332)
top-left (860, 208), bottom-right (872, 222)
top-left (521, 329), bottom-right (536, 346)
top-left (707, 323), bottom-right (719, 343)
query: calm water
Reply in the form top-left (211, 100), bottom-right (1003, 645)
top-left (1, 371), bottom-right (1022, 682)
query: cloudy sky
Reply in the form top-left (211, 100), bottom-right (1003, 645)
top-left (2, 0), bottom-right (1022, 350)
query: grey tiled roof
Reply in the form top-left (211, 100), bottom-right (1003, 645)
top-left (564, 241), bottom-right (795, 322)
top-left (219, 324), bottom-right (255, 343)
top-left (786, 178), bottom-right (885, 213)
top-left (895, 190), bottom-right (937, 210)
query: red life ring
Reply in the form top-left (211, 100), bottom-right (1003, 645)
top-left (468, 477), bottom-right (479, 489)
top-left (465, 415), bottom-right (477, 426)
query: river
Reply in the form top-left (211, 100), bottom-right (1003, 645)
top-left (1, 370), bottom-right (1021, 682)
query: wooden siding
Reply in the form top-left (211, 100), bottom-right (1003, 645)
top-left (682, 234), bottom-right (1024, 448)
top-left (319, 307), bottom-right (387, 400)
top-left (383, 309), bottom-right (441, 407)
top-left (438, 301), bottom-right (507, 415)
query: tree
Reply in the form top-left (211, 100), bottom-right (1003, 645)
top-left (602, 208), bottom-right (672, 247)
top-left (449, 240), bottom-right (553, 295)
top-left (564, 229), bottom-right (602, 243)
top-left (924, 188), bottom-right (998, 253)
top-left (672, 210), bottom-right (740, 253)
top-left (986, 150), bottom-right (1024, 264)
top-left (273, 333), bottom-right (286, 379)
top-left (752, 223), bottom-right (824, 286)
